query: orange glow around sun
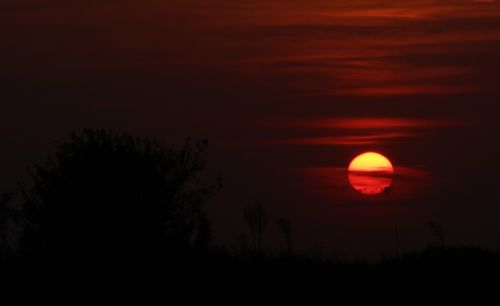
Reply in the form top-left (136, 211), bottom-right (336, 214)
top-left (348, 152), bottom-right (394, 195)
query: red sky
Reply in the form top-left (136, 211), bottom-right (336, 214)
top-left (2, 0), bottom-right (500, 258)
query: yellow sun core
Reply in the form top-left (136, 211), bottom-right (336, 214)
top-left (348, 152), bottom-right (394, 173)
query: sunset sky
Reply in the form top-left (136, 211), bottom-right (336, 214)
top-left (2, 0), bottom-right (500, 258)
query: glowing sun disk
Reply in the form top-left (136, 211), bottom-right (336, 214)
top-left (348, 152), bottom-right (394, 196)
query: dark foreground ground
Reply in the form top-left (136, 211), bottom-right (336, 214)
top-left (1, 246), bottom-right (499, 305)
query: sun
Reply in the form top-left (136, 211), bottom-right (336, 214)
top-left (348, 152), bottom-right (394, 195)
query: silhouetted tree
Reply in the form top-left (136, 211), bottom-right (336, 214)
top-left (276, 217), bottom-right (292, 257)
top-left (0, 192), bottom-right (15, 261)
top-left (427, 221), bottom-right (446, 248)
top-left (244, 203), bottom-right (267, 255)
top-left (238, 233), bottom-right (250, 255)
top-left (20, 129), bottom-right (220, 266)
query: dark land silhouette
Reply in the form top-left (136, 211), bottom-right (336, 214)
top-left (0, 129), bottom-right (499, 304)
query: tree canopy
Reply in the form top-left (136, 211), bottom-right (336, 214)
top-left (21, 129), bottom-right (219, 265)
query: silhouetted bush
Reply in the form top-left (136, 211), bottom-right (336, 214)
top-left (276, 217), bottom-right (292, 257)
top-left (20, 129), bottom-right (220, 266)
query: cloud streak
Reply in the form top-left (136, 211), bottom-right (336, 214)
top-left (211, 0), bottom-right (500, 97)
top-left (276, 132), bottom-right (410, 146)
top-left (264, 117), bottom-right (461, 146)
